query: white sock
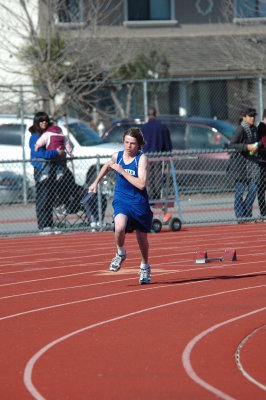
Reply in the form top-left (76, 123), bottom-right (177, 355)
top-left (117, 246), bottom-right (126, 256)
top-left (140, 263), bottom-right (149, 269)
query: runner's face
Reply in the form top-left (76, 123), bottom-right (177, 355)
top-left (123, 135), bottom-right (139, 156)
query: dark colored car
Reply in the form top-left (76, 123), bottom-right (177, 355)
top-left (102, 116), bottom-right (236, 194)
top-left (102, 116), bottom-right (235, 150)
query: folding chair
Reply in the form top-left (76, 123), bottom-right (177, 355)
top-left (53, 167), bottom-right (88, 230)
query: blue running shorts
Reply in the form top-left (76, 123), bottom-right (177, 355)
top-left (113, 199), bottom-right (153, 233)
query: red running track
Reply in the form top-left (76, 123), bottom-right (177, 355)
top-left (0, 223), bottom-right (265, 400)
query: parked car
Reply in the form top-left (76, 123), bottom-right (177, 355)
top-left (102, 116), bottom-right (236, 193)
top-left (0, 169), bottom-right (34, 204)
top-left (102, 116), bottom-right (235, 150)
top-left (0, 116), bottom-right (122, 194)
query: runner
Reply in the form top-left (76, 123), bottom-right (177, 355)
top-left (89, 127), bottom-right (153, 284)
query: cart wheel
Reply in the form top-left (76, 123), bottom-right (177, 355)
top-left (169, 218), bottom-right (182, 232)
top-left (152, 219), bottom-right (162, 233)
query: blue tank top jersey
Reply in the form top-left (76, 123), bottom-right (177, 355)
top-left (114, 150), bottom-right (149, 202)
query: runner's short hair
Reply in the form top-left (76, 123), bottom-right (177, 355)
top-left (123, 127), bottom-right (146, 150)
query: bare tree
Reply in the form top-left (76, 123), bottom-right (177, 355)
top-left (0, 0), bottom-right (131, 120)
top-left (109, 49), bottom-right (170, 119)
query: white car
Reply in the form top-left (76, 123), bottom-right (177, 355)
top-left (0, 115), bottom-right (122, 191)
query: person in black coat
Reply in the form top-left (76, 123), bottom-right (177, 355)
top-left (257, 109), bottom-right (266, 220)
top-left (229, 107), bottom-right (261, 222)
top-left (141, 107), bottom-right (172, 200)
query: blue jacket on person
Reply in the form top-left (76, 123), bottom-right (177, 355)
top-left (29, 132), bottom-right (59, 169)
top-left (141, 118), bottom-right (172, 153)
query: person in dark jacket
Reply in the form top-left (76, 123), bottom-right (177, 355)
top-left (29, 112), bottom-right (63, 234)
top-left (229, 107), bottom-right (260, 222)
top-left (257, 109), bottom-right (266, 220)
top-left (141, 107), bottom-right (172, 200)
top-left (141, 107), bottom-right (172, 153)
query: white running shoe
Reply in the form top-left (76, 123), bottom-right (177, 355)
top-left (39, 227), bottom-right (53, 236)
top-left (139, 265), bottom-right (151, 285)
top-left (109, 253), bottom-right (126, 272)
top-left (52, 227), bottom-right (62, 235)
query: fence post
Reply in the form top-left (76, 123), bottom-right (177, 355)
top-left (96, 156), bottom-right (103, 228)
top-left (258, 76), bottom-right (263, 121)
top-left (143, 79), bottom-right (148, 120)
top-left (19, 85), bottom-right (28, 205)
top-left (179, 82), bottom-right (188, 116)
top-left (170, 159), bottom-right (182, 222)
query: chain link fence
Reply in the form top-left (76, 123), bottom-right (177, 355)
top-left (103, 76), bottom-right (264, 123)
top-left (0, 76), bottom-right (265, 236)
top-left (0, 76), bottom-right (265, 127)
top-left (1, 151), bottom-right (264, 236)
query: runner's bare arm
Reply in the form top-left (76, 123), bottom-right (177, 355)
top-left (110, 154), bottom-right (149, 190)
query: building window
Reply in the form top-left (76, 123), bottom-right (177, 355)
top-left (124, 0), bottom-right (177, 26)
top-left (57, 0), bottom-right (83, 23)
top-left (235, 0), bottom-right (266, 18)
top-left (127, 0), bottom-right (170, 21)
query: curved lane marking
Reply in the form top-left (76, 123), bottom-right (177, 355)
top-left (1, 272), bottom-right (265, 321)
top-left (182, 308), bottom-right (266, 400)
top-left (235, 325), bottom-right (266, 391)
top-left (23, 285), bottom-right (266, 400)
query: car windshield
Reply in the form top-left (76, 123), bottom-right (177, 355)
top-left (68, 122), bottom-right (102, 146)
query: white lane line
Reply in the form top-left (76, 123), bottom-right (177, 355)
top-left (0, 242), bottom-right (265, 269)
top-left (1, 254), bottom-right (265, 287)
top-left (0, 269), bottom-right (104, 287)
top-left (0, 262), bottom-right (104, 276)
top-left (0, 269), bottom-right (265, 302)
top-left (1, 283), bottom-right (265, 324)
top-left (0, 253), bottom-right (109, 268)
top-left (0, 255), bottom-right (183, 275)
top-left (0, 257), bottom-right (265, 289)
top-left (182, 308), bottom-right (266, 400)
top-left (235, 325), bottom-right (266, 391)
top-left (23, 286), bottom-right (266, 400)
top-left (0, 262), bottom-right (207, 287)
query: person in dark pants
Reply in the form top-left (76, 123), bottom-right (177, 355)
top-left (141, 107), bottom-right (172, 200)
top-left (229, 107), bottom-right (260, 222)
top-left (29, 112), bottom-right (64, 234)
top-left (257, 108), bottom-right (266, 220)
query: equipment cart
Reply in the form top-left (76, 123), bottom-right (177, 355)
top-left (148, 155), bottom-right (183, 233)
